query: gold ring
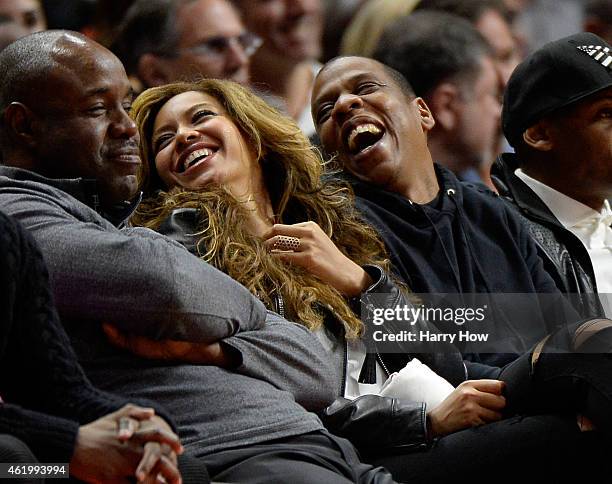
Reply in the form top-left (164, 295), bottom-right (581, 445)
top-left (272, 235), bottom-right (300, 252)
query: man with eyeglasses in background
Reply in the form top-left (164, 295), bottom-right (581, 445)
top-left (111, 0), bottom-right (260, 91)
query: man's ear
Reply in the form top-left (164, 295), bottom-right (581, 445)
top-left (138, 53), bottom-right (170, 87)
top-left (522, 121), bottom-right (553, 151)
top-left (414, 97), bottom-right (435, 132)
top-left (3, 102), bottom-right (38, 148)
top-left (426, 83), bottom-right (458, 130)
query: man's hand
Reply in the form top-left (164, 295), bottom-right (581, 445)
top-left (70, 404), bottom-right (183, 484)
top-left (103, 324), bottom-right (239, 367)
top-left (427, 380), bottom-right (506, 438)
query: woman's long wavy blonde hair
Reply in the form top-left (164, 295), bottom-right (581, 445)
top-left (131, 79), bottom-right (390, 338)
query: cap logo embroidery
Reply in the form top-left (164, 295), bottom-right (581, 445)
top-left (577, 44), bottom-right (612, 68)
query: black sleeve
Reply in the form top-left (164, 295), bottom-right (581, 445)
top-left (320, 395), bottom-right (429, 453)
top-left (0, 404), bottom-right (79, 463)
top-left (0, 212), bottom-right (175, 431)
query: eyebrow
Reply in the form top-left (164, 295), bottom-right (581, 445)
top-left (83, 87), bottom-right (110, 97)
top-left (152, 102), bottom-right (220, 138)
top-left (314, 71), bottom-right (376, 106)
top-left (82, 85), bottom-right (136, 99)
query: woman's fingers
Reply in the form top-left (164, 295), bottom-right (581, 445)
top-left (264, 235), bottom-right (304, 252)
top-left (264, 222), bottom-right (315, 238)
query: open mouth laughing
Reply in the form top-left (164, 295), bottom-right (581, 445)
top-left (177, 143), bottom-right (219, 174)
top-left (343, 120), bottom-right (386, 156)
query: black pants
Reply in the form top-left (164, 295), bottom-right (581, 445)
top-left (0, 435), bottom-right (41, 484)
top-left (499, 318), bottom-right (612, 429)
top-left (202, 430), bottom-right (396, 484)
top-left (367, 414), bottom-right (607, 483)
top-left (369, 320), bottom-right (612, 483)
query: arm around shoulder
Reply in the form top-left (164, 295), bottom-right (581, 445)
top-left (1, 189), bottom-right (266, 342)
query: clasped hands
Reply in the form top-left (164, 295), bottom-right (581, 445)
top-left (70, 404), bottom-right (183, 484)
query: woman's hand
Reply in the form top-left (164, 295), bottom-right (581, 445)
top-left (70, 404), bottom-right (183, 484)
top-left (427, 380), bottom-right (506, 438)
top-left (263, 222), bottom-right (372, 297)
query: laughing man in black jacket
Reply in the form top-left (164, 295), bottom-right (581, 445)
top-left (311, 56), bottom-right (577, 372)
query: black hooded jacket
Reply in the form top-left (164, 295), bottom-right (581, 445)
top-left (350, 164), bottom-right (578, 370)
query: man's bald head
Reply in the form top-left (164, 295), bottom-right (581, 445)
top-left (0, 30), bottom-right (141, 208)
top-left (0, 30), bottom-right (113, 116)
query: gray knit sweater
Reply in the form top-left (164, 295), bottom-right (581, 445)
top-left (0, 166), bottom-right (337, 457)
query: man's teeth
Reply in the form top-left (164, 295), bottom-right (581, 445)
top-left (348, 124), bottom-right (382, 152)
top-left (183, 148), bottom-right (213, 171)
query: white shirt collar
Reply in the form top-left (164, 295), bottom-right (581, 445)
top-left (515, 168), bottom-right (609, 229)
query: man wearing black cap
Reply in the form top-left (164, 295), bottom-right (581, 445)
top-left (492, 32), bottom-right (612, 318)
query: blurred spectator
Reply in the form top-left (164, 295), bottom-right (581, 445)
top-left (375, 11), bottom-right (501, 185)
top-left (0, 0), bottom-right (45, 34)
top-left (584, 0), bottom-right (612, 44)
top-left (514, 0), bottom-right (583, 52)
top-left (0, 21), bottom-right (28, 51)
top-left (112, 0), bottom-right (257, 91)
top-left (340, 0), bottom-right (419, 57)
top-left (86, 0), bottom-right (135, 46)
top-left (321, 0), bottom-right (368, 61)
top-left (41, 0), bottom-right (94, 31)
top-left (232, 0), bottom-right (323, 136)
top-left (415, 0), bottom-right (520, 88)
top-left (503, 0), bottom-right (532, 20)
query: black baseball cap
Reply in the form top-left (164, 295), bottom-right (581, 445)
top-left (502, 32), bottom-right (612, 147)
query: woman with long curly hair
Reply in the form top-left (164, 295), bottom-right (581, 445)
top-left (124, 79), bottom-right (612, 482)
top-left (133, 79), bottom-right (393, 339)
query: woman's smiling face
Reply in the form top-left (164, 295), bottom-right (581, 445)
top-left (151, 90), bottom-right (258, 195)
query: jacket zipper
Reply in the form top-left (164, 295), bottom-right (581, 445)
top-left (275, 293), bottom-right (285, 318)
top-left (376, 352), bottom-right (391, 378)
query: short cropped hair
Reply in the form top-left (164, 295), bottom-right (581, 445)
top-left (374, 11), bottom-right (491, 98)
top-left (110, 0), bottom-right (194, 76)
top-left (319, 56), bottom-right (416, 103)
top-left (0, 30), bottom-right (68, 144)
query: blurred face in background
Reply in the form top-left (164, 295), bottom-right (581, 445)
top-left (236, 0), bottom-right (322, 62)
top-left (451, 56), bottom-right (502, 169)
top-left (475, 8), bottom-right (521, 87)
top-left (151, 0), bottom-right (257, 85)
top-left (0, 0), bottom-right (46, 34)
